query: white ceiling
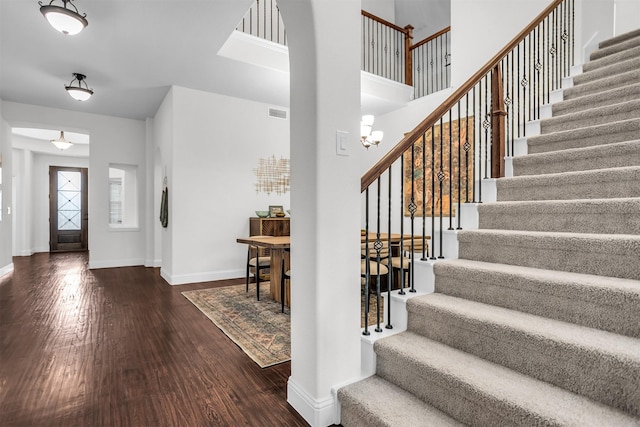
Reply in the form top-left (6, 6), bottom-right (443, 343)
top-left (0, 0), bottom-right (291, 121)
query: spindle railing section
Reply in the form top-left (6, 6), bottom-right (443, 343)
top-left (411, 27), bottom-right (452, 98)
top-left (236, 2), bottom-right (451, 99)
top-left (361, 0), bottom-right (574, 335)
top-left (236, 0), bottom-right (287, 46)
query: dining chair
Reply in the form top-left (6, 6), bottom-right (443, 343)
top-left (246, 242), bottom-right (270, 301)
top-left (360, 240), bottom-right (390, 292)
top-left (382, 237), bottom-right (427, 290)
top-left (280, 248), bottom-right (291, 313)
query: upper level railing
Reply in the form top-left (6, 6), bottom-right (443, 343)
top-left (236, 1), bottom-right (451, 99)
top-left (236, 0), bottom-right (287, 46)
top-left (361, 0), bottom-right (574, 335)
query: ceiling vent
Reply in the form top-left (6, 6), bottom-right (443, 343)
top-left (268, 107), bottom-right (287, 120)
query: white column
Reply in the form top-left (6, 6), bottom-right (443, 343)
top-left (278, 1), bottom-right (363, 426)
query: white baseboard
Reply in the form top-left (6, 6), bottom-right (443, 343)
top-left (14, 250), bottom-right (34, 257)
top-left (88, 258), bottom-right (145, 269)
top-left (144, 258), bottom-right (162, 268)
top-left (287, 378), bottom-right (337, 427)
top-left (0, 262), bottom-right (14, 280)
top-left (159, 268), bottom-right (244, 285)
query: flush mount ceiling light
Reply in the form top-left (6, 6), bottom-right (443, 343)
top-left (39, 0), bottom-right (88, 35)
top-left (360, 115), bottom-right (383, 149)
top-left (65, 73), bottom-right (94, 101)
top-left (51, 131), bottom-right (73, 150)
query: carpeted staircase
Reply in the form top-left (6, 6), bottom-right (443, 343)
top-left (339, 28), bottom-right (640, 426)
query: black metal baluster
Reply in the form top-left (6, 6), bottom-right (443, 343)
top-left (363, 188), bottom-right (370, 336)
top-left (464, 93), bottom-right (471, 203)
top-left (421, 133), bottom-right (428, 260)
top-left (375, 178), bottom-right (382, 333)
top-left (438, 117), bottom-right (445, 259)
top-left (571, 0), bottom-right (575, 68)
top-left (457, 102), bottom-right (462, 230)
top-left (430, 126), bottom-right (437, 260)
top-left (473, 86), bottom-right (478, 203)
top-left (483, 77), bottom-right (489, 180)
top-left (386, 166), bottom-right (393, 330)
top-left (409, 142), bottom-right (417, 293)
top-left (399, 154), bottom-right (406, 294)
top-left (448, 109), bottom-right (454, 230)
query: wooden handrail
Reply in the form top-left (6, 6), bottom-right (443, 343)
top-left (361, 0), bottom-right (564, 192)
top-left (410, 26), bottom-right (451, 51)
top-left (361, 10), bottom-right (409, 34)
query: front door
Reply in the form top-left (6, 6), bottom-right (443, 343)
top-left (49, 166), bottom-right (88, 252)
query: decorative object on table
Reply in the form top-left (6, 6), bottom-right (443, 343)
top-left (360, 115), bottom-right (384, 149)
top-left (403, 117), bottom-right (474, 216)
top-left (255, 210), bottom-right (269, 218)
top-left (182, 284), bottom-right (290, 368)
top-left (269, 205), bottom-right (284, 218)
top-left (253, 155), bottom-right (290, 195)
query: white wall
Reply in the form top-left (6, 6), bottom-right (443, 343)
top-left (155, 86), bottom-right (290, 285)
top-left (2, 101), bottom-right (147, 269)
top-left (362, 0), bottom-right (396, 22)
top-left (0, 105), bottom-right (13, 276)
top-left (614, 0), bottom-right (640, 36)
top-left (396, 0), bottom-right (451, 41)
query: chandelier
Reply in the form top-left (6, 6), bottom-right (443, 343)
top-left (50, 131), bottom-right (73, 150)
top-left (360, 115), bottom-right (383, 149)
top-left (39, 0), bottom-right (88, 36)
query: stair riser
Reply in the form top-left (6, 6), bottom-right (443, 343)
top-left (477, 207), bottom-right (640, 235)
top-left (433, 270), bottom-right (640, 338)
top-left (591, 36), bottom-right (640, 60)
top-left (584, 45), bottom-right (640, 72)
top-left (552, 84), bottom-right (640, 116)
top-left (406, 306), bottom-right (640, 415)
top-left (376, 352), bottom-right (537, 427)
top-left (563, 70), bottom-right (640, 101)
top-left (527, 121), bottom-right (640, 154)
top-left (513, 144), bottom-right (640, 176)
top-left (540, 105), bottom-right (640, 134)
top-left (339, 404), bottom-right (387, 427)
top-left (497, 176), bottom-right (640, 202)
top-left (458, 237), bottom-right (640, 280)
top-left (573, 57), bottom-right (640, 86)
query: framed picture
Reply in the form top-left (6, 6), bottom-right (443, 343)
top-left (269, 205), bottom-right (284, 217)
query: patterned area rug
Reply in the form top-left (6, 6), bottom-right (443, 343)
top-left (182, 284), bottom-right (290, 368)
top-left (183, 284), bottom-right (383, 368)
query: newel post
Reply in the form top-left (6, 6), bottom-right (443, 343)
top-left (491, 65), bottom-right (506, 178)
top-left (404, 25), bottom-right (414, 86)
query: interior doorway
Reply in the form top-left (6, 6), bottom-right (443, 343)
top-left (49, 166), bottom-right (88, 252)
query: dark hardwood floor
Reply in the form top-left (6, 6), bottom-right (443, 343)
top-left (0, 252), bottom-right (309, 427)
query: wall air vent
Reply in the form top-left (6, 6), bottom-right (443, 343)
top-left (268, 108), bottom-right (287, 120)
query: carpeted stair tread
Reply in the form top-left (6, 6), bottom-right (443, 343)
top-left (540, 99), bottom-right (640, 134)
top-left (513, 140), bottom-right (640, 175)
top-left (477, 197), bottom-right (640, 234)
top-left (572, 55), bottom-right (640, 87)
top-left (526, 117), bottom-right (640, 154)
top-left (338, 375), bottom-right (464, 427)
top-left (563, 69), bottom-right (640, 100)
top-left (406, 293), bottom-right (640, 414)
top-left (497, 165), bottom-right (640, 201)
top-left (584, 44), bottom-right (640, 72)
top-left (433, 259), bottom-right (640, 337)
top-left (375, 332), bottom-right (640, 426)
top-left (457, 229), bottom-right (640, 280)
top-left (597, 28), bottom-right (640, 51)
top-left (553, 82), bottom-right (640, 116)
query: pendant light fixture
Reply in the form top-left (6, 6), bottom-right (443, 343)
top-left (360, 115), bottom-right (383, 149)
top-left (65, 73), bottom-right (94, 101)
top-left (51, 131), bottom-right (73, 150)
top-left (39, 0), bottom-right (88, 35)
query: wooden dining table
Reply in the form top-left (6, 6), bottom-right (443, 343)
top-left (237, 235), bottom-right (291, 306)
top-left (236, 232), bottom-right (431, 307)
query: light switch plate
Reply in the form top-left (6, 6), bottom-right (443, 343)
top-left (336, 130), bottom-right (349, 156)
